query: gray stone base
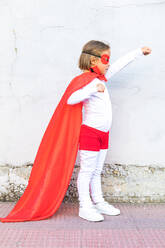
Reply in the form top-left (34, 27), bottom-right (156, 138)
top-left (1, 163), bottom-right (165, 203)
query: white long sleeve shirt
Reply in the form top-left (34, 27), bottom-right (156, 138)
top-left (67, 48), bottom-right (144, 132)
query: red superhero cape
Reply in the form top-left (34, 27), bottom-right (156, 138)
top-left (0, 69), bottom-right (105, 223)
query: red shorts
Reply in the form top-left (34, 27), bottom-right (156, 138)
top-left (79, 124), bottom-right (109, 151)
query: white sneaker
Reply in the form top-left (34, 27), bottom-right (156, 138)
top-left (95, 201), bottom-right (120, 216)
top-left (79, 205), bottom-right (104, 222)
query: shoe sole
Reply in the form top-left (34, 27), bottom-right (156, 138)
top-left (97, 210), bottom-right (120, 216)
top-left (79, 213), bottom-right (104, 222)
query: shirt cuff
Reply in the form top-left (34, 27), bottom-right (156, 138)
top-left (135, 47), bottom-right (144, 57)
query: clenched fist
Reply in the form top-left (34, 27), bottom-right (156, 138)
top-left (97, 83), bottom-right (105, 92)
top-left (141, 47), bottom-right (152, 55)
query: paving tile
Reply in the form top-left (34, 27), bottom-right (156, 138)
top-left (0, 202), bottom-right (165, 247)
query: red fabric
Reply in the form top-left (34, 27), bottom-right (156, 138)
top-left (79, 124), bottom-right (109, 151)
top-left (0, 71), bottom-right (104, 223)
top-left (89, 66), bottom-right (108, 82)
top-left (101, 54), bottom-right (110, 64)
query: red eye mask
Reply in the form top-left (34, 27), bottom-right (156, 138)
top-left (82, 51), bottom-right (110, 65)
top-left (101, 54), bottom-right (110, 64)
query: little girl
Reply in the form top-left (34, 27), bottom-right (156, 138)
top-left (67, 40), bottom-right (151, 222)
top-left (0, 40), bottom-right (151, 223)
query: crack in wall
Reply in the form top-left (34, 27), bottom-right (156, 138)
top-left (13, 29), bottom-right (17, 55)
top-left (5, 2), bottom-right (22, 113)
top-left (1, 163), bottom-right (33, 169)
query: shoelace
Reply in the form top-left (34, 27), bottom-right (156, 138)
top-left (98, 201), bottom-right (115, 209)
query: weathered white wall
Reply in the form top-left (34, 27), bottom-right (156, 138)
top-left (0, 0), bottom-right (164, 168)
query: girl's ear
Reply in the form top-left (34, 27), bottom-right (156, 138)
top-left (90, 56), bottom-right (98, 66)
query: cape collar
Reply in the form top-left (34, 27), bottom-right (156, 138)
top-left (89, 66), bottom-right (108, 82)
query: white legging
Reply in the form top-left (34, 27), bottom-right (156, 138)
top-left (77, 149), bottom-right (108, 208)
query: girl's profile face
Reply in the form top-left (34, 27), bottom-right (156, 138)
top-left (91, 49), bottom-right (111, 75)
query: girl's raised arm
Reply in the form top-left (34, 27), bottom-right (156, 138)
top-left (105, 48), bottom-right (143, 80)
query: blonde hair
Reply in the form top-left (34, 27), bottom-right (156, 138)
top-left (78, 40), bottom-right (110, 70)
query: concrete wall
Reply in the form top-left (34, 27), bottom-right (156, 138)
top-left (0, 0), bottom-right (164, 202)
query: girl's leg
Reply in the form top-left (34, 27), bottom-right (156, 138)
top-left (90, 149), bottom-right (108, 204)
top-left (77, 149), bottom-right (99, 208)
top-left (90, 149), bottom-right (121, 216)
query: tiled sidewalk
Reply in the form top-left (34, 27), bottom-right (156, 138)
top-left (0, 202), bottom-right (165, 248)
